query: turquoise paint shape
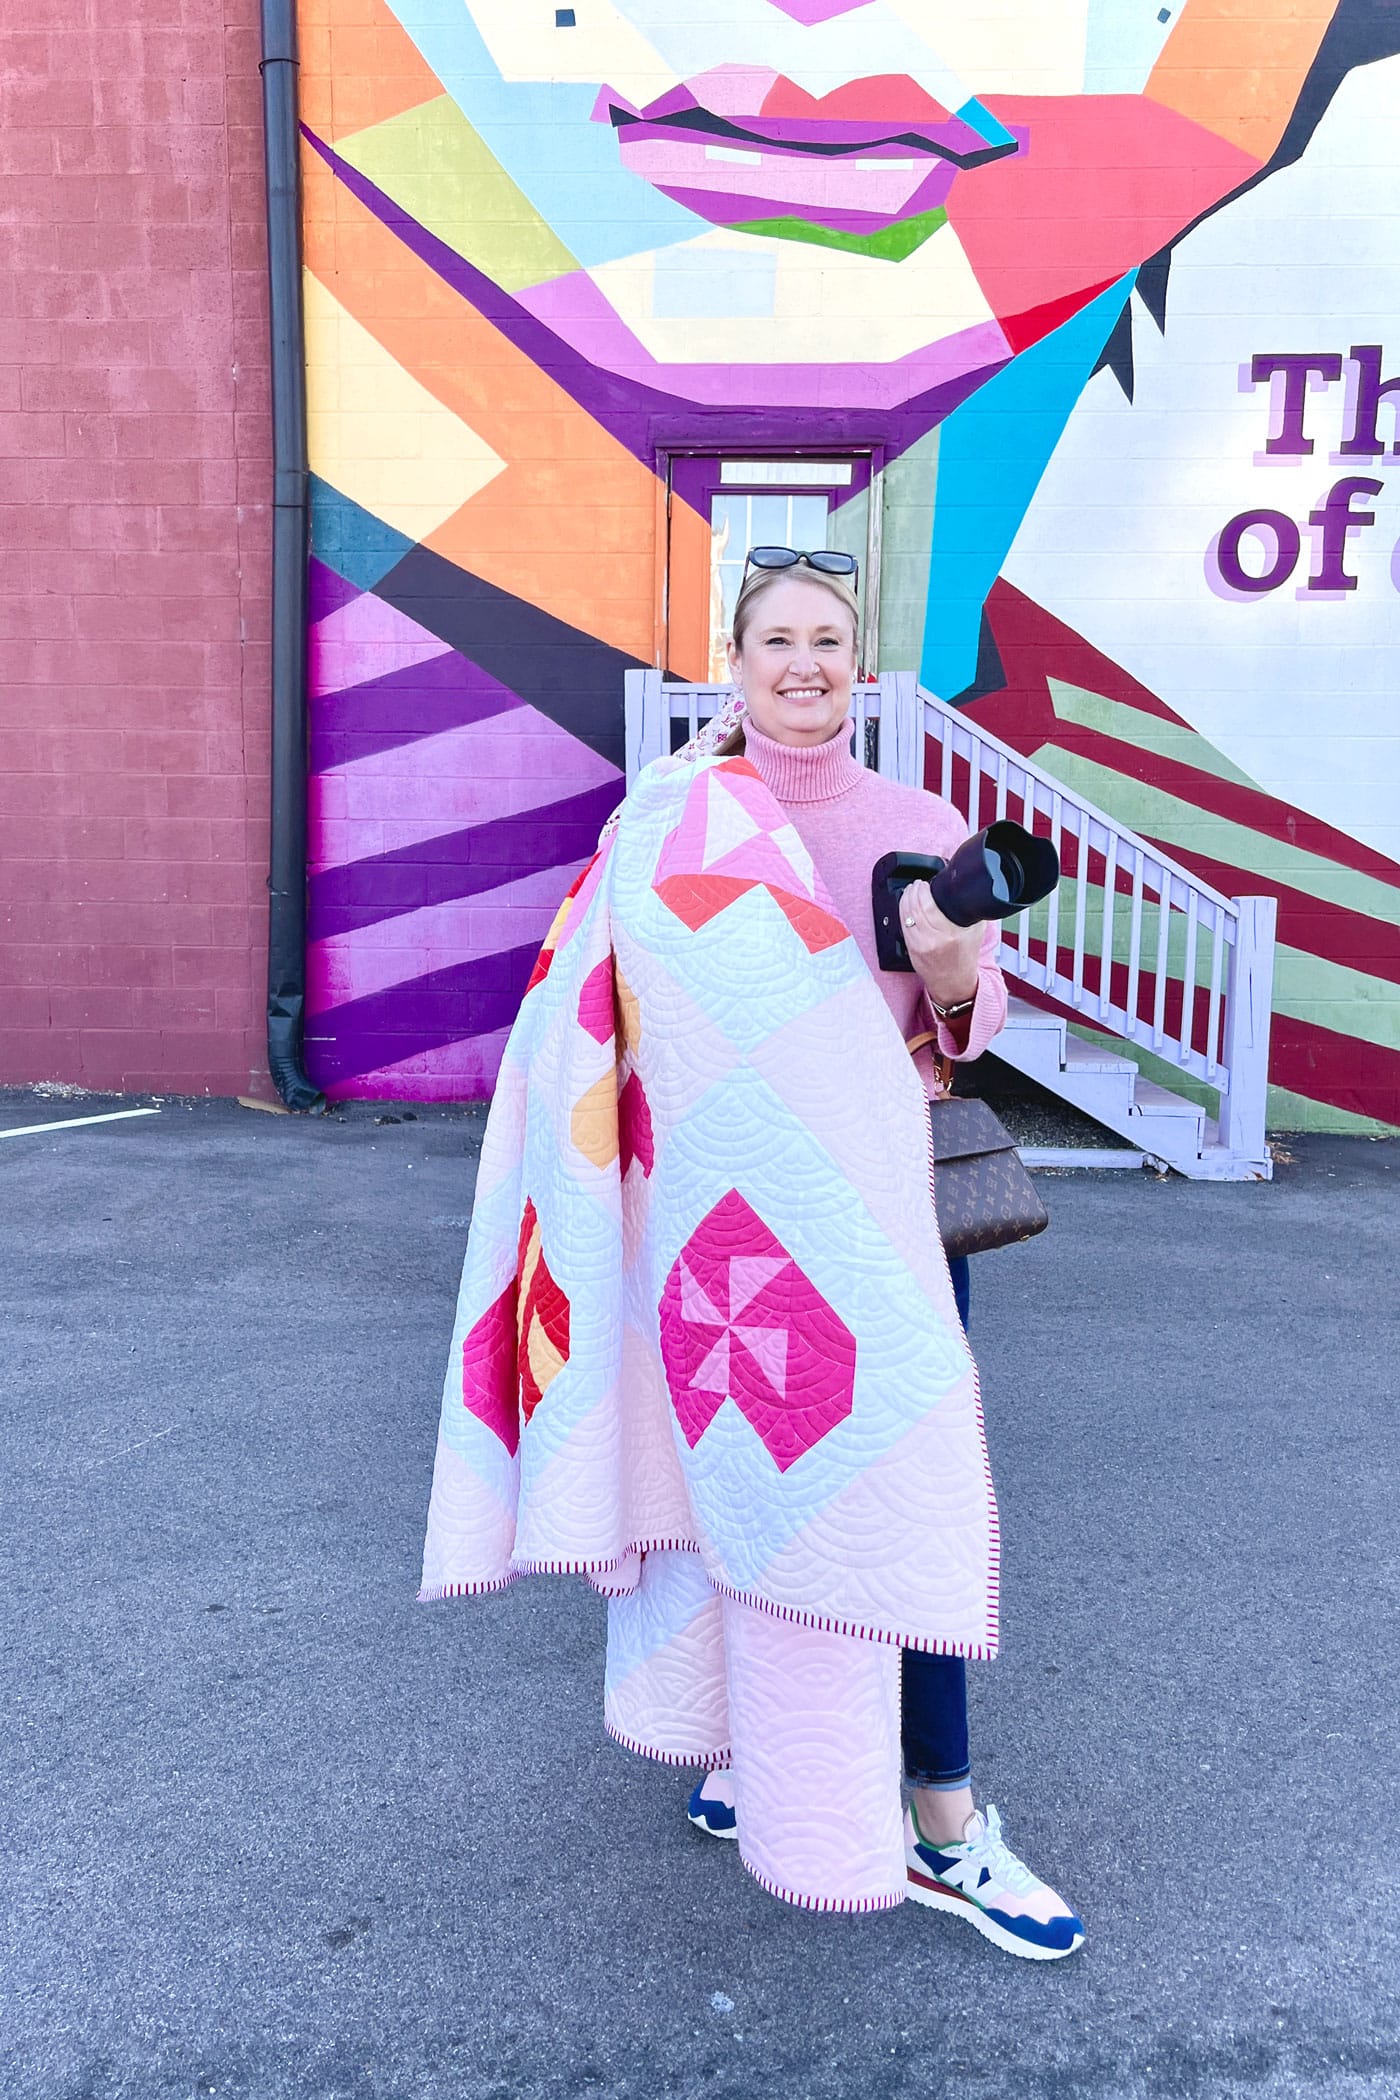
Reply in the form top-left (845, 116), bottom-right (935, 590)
top-left (309, 475), bottom-right (415, 596)
top-left (383, 0), bottom-right (701, 269)
top-left (919, 275), bottom-right (1135, 700)
top-left (955, 96), bottom-right (1016, 150)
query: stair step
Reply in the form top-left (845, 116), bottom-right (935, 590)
top-left (1061, 1034), bottom-right (1138, 1078)
top-left (1128, 1078), bottom-right (1207, 1126)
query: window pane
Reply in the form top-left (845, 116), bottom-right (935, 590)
top-left (719, 459), bottom-right (853, 487)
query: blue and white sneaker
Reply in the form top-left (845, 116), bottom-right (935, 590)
top-left (906, 1802), bottom-right (1085, 1960)
top-left (687, 1769), bottom-right (738, 1839)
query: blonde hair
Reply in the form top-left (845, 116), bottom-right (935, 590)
top-left (720, 564), bottom-right (860, 755)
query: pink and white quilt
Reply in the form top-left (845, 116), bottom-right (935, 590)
top-left (420, 752), bottom-right (999, 1909)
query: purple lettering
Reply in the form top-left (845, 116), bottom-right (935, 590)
top-left (1339, 345), bottom-right (1400, 458)
top-left (1306, 476), bottom-right (1384, 591)
top-left (1216, 509), bottom-right (1301, 594)
top-left (1249, 352), bottom-right (1343, 455)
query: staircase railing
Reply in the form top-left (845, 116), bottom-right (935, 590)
top-left (624, 670), bottom-right (1277, 1172)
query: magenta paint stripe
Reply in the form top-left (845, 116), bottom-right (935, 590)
top-left (308, 864), bottom-right (574, 1014)
top-left (310, 646), bottom-right (526, 773)
top-left (310, 705), bottom-right (623, 871)
top-left (304, 941), bottom-right (540, 1087)
top-left (307, 778), bottom-right (622, 936)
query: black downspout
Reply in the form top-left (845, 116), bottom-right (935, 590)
top-left (259, 0), bottom-right (325, 1111)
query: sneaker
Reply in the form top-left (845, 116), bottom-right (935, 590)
top-left (687, 1769), bottom-right (738, 1839)
top-left (906, 1802), bottom-right (1084, 1960)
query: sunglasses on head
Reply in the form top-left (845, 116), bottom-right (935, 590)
top-left (743, 546), bottom-right (859, 586)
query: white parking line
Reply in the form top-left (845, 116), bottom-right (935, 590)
top-left (0, 1107), bottom-right (162, 1141)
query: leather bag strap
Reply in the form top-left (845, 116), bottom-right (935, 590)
top-left (904, 1028), bottom-right (956, 1098)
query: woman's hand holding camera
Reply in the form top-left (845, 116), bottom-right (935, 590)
top-left (900, 880), bottom-right (982, 1020)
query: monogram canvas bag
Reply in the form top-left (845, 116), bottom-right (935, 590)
top-left (907, 1033), bottom-right (1049, 1261)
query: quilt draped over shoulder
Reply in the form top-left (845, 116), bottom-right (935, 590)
top-left (420, 753), bottom-right (1000, 1911)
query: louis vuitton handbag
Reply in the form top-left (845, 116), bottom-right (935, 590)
top-left (906, 1033), bottom-right (1049, 1261)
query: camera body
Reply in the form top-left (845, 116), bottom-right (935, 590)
top-left (872, 823), bottom-right (1061, 973)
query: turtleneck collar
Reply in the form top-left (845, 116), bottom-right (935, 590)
top-left (740, 713), bottom-right (865, 805)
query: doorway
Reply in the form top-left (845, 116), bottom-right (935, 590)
top-left (663, 453), bottom-right (882, 683)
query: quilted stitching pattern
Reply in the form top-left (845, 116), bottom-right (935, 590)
top-left (420, 754), bottom-right (1001, 1908)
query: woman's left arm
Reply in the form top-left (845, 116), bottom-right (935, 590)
top-left (900, 882), bottom-right (1008, 1061)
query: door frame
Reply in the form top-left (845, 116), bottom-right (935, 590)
top-left (658, 445), bottom-right (886, 679)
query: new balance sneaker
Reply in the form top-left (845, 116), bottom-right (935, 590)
top-left (687, 1769), bottom-right (738, 1839)
top-left (906, 1802), bottom-right (1085, 1960)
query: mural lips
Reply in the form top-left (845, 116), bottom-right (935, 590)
top-left (598, 71), bottom-right (1019, 235)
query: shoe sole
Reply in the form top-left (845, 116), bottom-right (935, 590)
top-left (907, 1862), bottom-right (1084, 1961)
top-left (688, 1808), bottom-right (739, 1841)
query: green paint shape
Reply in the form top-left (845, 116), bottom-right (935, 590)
top-left (876, 424), bottom-right (940, 672)
top-left (336, 94), bottom-right (578, 294)
top-left (1045, 678), bottom-right (1256, 789)
top-left (1029, 745), bottom-right (1400, 932)
top-left (731, 206), bottom-right (947, 263)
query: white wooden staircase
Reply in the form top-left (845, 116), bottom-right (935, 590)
top-left (625, 671), bottom-right (1278, 1180)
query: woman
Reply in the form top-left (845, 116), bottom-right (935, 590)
top-left (420, 553), bottom-right (1082, 1955)
top-left (680, 555), bottom-right (1082, 1958)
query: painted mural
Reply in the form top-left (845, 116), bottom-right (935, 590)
top-left (297, 0), bottom-right (1400, 1130)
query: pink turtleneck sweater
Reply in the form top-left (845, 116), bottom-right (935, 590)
top-left (740, 716), bottom-right (1007, 1098)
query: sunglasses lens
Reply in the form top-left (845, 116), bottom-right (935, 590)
top-left (748, 547), bottom-right (798, 569)
top-left (807, 551), bottom-right (858, 576)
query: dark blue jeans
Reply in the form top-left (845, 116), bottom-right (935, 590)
top-left (901, 1253), bottom-right (972, 1789)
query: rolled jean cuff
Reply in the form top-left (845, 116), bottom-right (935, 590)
top-left (904, 1764), bottom-right (972, 1790)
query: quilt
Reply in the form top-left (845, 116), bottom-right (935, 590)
top-left (420, 751), bottom-right (1000, 1907)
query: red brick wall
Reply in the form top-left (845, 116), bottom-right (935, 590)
top-left (0, 0), bottom-right (272, 1096)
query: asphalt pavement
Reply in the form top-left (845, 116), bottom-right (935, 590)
top-left (1, 1091), bottom-right (1396, 2100)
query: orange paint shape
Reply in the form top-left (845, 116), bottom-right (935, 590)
top-left (301, 143), bottom-right (663, 658)
top-left (664, 492), bottom-right (715, 683)
top-left (1146, 0), bottom-right (1340, 163)
top-left (296, 0), bottom-right (446, 145)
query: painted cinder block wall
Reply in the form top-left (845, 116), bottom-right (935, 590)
top-left (0, 0), bottom-right (272, 1097)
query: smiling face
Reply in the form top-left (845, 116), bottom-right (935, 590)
top-left (727, 573), bottom-right (857, 746)
top-left (455, 0), bottom-right (1301, 408)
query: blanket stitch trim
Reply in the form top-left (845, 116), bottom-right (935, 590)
top-left (741, 1862), bottom-right (905, 1914)
top-left (603, 1721), bottom-right (734, 1770)
top-left (926, 1115), bottom-right (1003, 1653)
top-left (420, 1546), bottom-right (997, 1655)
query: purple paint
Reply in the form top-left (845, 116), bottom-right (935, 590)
top-left (309, 647), bottom-right (525, 773)
top-left (304, 943), bottom-right (542, 1088)
top-left (1249, 352), bottom-right (1343, 456)
top-left (1339, 345), bottom-right (1400, 458)
top-left (1306, 476), bottom-right (1384, 591)
top-left (651, 168), bottom-right (954, 236)
top-left (308, 557), bottom-right (363, 625)
top-left (1213, 509), bottom-right (1301, 594)
top-left (304, 127), bottom-right (1008, 456)
top-left (307, 780), bottom-right (623, 937)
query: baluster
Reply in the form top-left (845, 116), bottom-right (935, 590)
top-left (1047, 791), bottom-right (1062, 996)
top-left (1072, 810), bottom-right (1087, 1008)
top-left (940, 714), bottom-right (954, 804)
top-left (1206, 916), bottom-right (1225, 1079)
top-left (994, 749), bottom-right (1008, 824)
top-left (1182, 892), bottom-right (1200, 1067)
top-left (1099, 832), bottom-right (1118, 1022)
top-left (1125, 848), bottom-right (1144, 1036)
top-left (1152, 863), bottom-right (1171, 1049)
